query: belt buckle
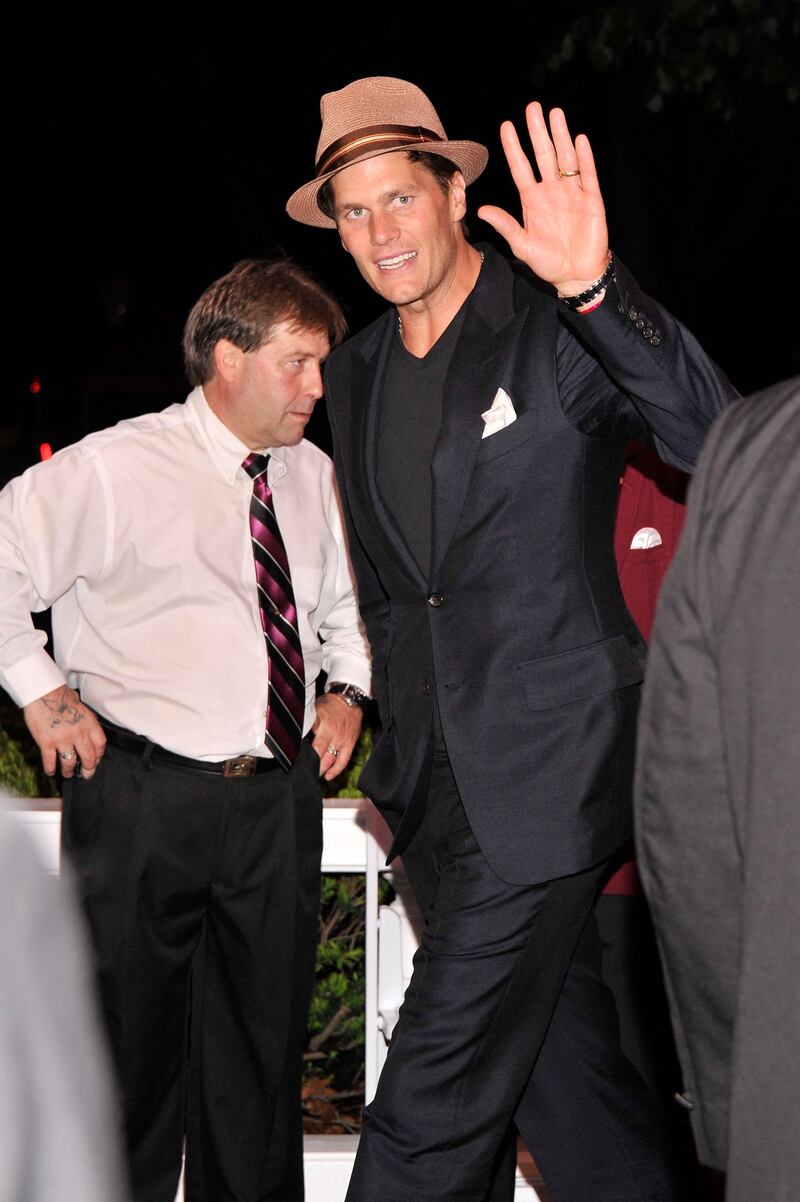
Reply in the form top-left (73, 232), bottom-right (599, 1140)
top-left (223, 755), bottom-right (258, 778)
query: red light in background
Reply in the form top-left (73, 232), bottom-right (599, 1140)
top-left (30, 377), bottom-right (42, 395)
top-left (39, 443), bottom-right (53, 461)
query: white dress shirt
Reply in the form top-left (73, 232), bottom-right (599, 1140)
top-left (0, 388), bottom-right (370, 760)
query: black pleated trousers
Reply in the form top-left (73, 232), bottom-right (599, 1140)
top-left (345, 751), bottom-right (685, 1202)
top-left (62, 737), bottom-right (322, 1202)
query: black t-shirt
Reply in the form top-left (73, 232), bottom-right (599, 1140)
top-left (376, 307), bottom-right (467, 576)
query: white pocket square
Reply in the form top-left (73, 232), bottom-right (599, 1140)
top-left (481, 388), bottom-right (517, 439)
top-left (630, 526), bottom-right (663, 550)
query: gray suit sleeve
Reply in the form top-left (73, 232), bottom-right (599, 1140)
top-left (633, 380), bottom-right (800, 1193)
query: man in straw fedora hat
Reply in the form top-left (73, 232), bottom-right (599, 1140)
top-left (288, 76), bottom-right (736, 1201)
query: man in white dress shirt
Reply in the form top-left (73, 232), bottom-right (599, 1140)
top-left (0, 259), bottom-right (372, 1202)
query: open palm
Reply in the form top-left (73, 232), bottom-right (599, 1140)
top-left (479, 102), bottom-right (609, 296)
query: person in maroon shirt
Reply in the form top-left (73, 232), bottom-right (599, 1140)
top-left (598, 440), bottom-right (688, 1106)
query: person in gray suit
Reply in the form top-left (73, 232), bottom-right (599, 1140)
top-left (634, 376), bottom-right (800, 1202)
top-left (0, 804), bottom-right (129, 1202)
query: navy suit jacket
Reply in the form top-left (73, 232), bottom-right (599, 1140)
top-left (325, 244), bottom-right (734, 885)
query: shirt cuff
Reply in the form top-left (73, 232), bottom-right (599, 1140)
top-left (1, 650), bottom-right (67, 708)
top-left (323, 654), bottom-right (372, 698)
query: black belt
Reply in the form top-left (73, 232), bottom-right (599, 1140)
top-left (100, 720), bottom-right (285, 778)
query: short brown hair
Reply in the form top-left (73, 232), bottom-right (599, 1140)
top-left (183, 258), bottom-right (348, 386)
top-left (317, 151), bottom-right (461, 223)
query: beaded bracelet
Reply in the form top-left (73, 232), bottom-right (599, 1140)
top-left (557, 253), bottom-right (615, 312)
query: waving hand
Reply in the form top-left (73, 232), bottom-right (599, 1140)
top-left (478, 102), bottom-right (609, 297)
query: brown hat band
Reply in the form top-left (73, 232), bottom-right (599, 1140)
top-left (315, 124), bottom-right (444, 177)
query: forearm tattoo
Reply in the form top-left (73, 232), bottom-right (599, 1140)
top-left (42, 687), bottom-right (84, 729)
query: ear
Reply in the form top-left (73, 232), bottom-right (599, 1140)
top-left (449, 171), bottom-right (467, 223)
top-left (212, 339), bottom-right (241, 383)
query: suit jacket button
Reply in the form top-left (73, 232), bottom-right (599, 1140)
top-left (427, 592), bottom-right (444, 607)
top-left (628, 306), bottom-right (638, 321)
top-left (636, 318), bottom-right (645, 330)
top-left (651, 335), bottom-right (662, 346)
top-left (643, 326), bottom-right (653, 338)
top-left (422, 681), bottom-right (432, 695)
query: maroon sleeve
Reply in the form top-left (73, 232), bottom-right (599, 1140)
top-left (604, 442), bottom-right (689, 893)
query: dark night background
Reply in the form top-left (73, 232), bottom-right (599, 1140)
top-left (2, 7), bottom-right (796, 1152)
top-left (9, 3), bottom-right (799, 484)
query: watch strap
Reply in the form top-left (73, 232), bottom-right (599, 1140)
top-left (326, 681), bottom-right (370, 711)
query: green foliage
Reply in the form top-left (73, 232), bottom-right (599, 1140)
top-left (307, 876), bottom-right (367, 1069)
top-left (308, 720), bottom-right (385, 1117)
top-left (321, 722), bottom-right (374, 799)
top-left (534, 0), bottom-right (799, 118)
top-left (305, 867), bottom-right (395, 1108)
top-left (0, 725), bottom-right (47, 798)
top-left (0, 703), bottom-right (59, 798)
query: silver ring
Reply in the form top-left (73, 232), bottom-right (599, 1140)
top-left (58, 749), bottom-right (77, 761)
top-left (326, 745), bottom-right (340, 758)
top-left (559, 168), bottom-right (581, 178)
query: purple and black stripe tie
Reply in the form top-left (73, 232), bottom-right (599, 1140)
top-left (243, 452), bottom-right (305, 770)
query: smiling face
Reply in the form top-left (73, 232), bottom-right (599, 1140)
top-left (329, 152), bottom-right (468, 314)
top-left (211, 320), bottom-right (329, 450)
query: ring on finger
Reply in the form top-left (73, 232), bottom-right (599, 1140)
top-left (58, 749), bottom-right (77, 761)
top-left (326, 744), bottom-right (340, 758)
top-left (559, 168), bottom-right (581, 178)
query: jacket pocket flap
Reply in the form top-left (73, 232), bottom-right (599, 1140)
top-left (520, 635), bottom-right (644, 711)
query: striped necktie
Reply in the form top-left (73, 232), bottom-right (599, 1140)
top-left (242, 452), bottom-right (305, 770)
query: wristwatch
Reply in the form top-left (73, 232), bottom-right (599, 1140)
top-left (326, 681), bottom-right (371, 711)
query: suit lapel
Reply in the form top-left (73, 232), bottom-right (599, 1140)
top-left (430, 248), bottom-right (527, 581)
top-left (348, 247), bottom-right (534, 588)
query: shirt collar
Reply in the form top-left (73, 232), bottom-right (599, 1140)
top-left (187, 387), bottom-right (289, 485)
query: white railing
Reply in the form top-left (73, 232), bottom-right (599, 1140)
top-left (8, 799), bottom-right (547, 1200)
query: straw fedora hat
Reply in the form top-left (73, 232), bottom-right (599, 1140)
top-left (286, 76), bottom-right (488, 229)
